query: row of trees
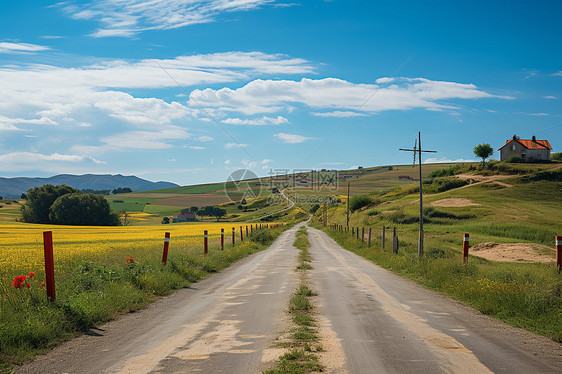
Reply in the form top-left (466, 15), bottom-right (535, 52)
top-left (195, 206), bottom-right (227, 221)
top-left (79, 187), bottom-right (133, 195)
top-left (21, 184), bottom-right (120, 226)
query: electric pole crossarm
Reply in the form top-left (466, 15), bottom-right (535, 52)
top-left (398, 132), bottom-right (437, 258)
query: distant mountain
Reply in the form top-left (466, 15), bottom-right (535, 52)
top-left (0, 174), bottom-right (179, 198)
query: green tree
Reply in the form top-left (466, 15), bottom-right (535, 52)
top-left (48, 193), bottom-right (120, 226)
top-left (214, 207), bottom-right (227, 221)
top-left (162, 216), bottom-right (170, 224)
top-left (189, 206), bottom-right (199, 214)
top-left (21, 184), bottom-right (78, 223)
top-left (473, 143), bottom-right (494, 165)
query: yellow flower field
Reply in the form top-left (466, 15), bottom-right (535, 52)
top-left (0, 220), bottom-right (273, 280)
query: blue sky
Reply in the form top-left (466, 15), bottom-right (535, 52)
top-left (1, 0), bottom-right (560, 186)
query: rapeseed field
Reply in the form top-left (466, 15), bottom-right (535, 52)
top-left (0, 219), bottom-right (287, 371)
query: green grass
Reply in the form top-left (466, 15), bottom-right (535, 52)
top-left (0, 225), bottom-right (291, 373)
top-left (142, 204), bottom-right (182, 216)
top-left (266, 225), bottom-right (323, 374)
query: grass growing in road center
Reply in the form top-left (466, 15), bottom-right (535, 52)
top-left (265, 226), bottom-right (323, 374)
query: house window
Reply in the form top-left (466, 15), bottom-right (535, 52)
top-left (511, 144), bottom-right (516, 151)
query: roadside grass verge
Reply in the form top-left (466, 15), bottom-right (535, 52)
top-left (0, 225), bottom-right (291, 373)
top-left (265, 226), bottom-right (323, 374)
top-left (312, 220), bottom-right (562, 342)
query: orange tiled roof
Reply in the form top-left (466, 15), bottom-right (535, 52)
top-left (502, 139), bottom-right (552, 150)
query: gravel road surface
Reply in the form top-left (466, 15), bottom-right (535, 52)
top-left (307, 226), bottom-right (562, 373)
top-left (16, 224), bottom-right (302, 374)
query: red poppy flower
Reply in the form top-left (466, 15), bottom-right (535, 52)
top-left (126, 257), bottom-right (134, 264)
top-left (29, 272), bottom-right (35, 278)
top-left (39, 282), bottom-right (45, 287)
top-left (26, 282), bottom-right (30, 288)
top-left (12, 275), bottom-right (27, 288)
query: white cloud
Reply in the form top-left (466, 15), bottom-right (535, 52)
top-left (196, 135), bottom-right (214, 142)
top-left (274, 132), bottom-right (311, 144)
top-left (311, 111), bottom-right (368, 117)
top-left (72, 126), bottom-right (191, 154)
top-left (190, 77), bottom-right (505, 115)
top-left (188, 146), bottom-right (205, 150)
top-left (0, 42), bottom-right (50, 53)
top-left (0, 52), bottom-right (311, 132)
top-left (552, 71), bottom-right (562, 76)
top-left (222, 115), bottom-right (288, 125)
top-left (40, 35), bottom-right (65, 40)
top-left (261, 158), bottom-right (272, 170)
top-left (224, 159), bottom-right (231, 165)
top-left (543, 96), bottom-right (558, 99)
top-left (60, 0), bottom-right (279, 38)
top-left (0, 152), bottom-right (106, 172)
top-left (225, 142), bottom-right (248, 149)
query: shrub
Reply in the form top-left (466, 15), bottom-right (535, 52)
top-left (521, 168), bottom-right (562, 182)
top-left (350, 195), bottom-right (374, 212)
top-left (504, 155), bottom-right (525, 163)
top-left (552, 152), bottom-right (562, 161)
top-left (429, 164), bottom-right (463, 178)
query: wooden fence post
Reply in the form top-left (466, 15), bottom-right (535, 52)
top-left (463, 233), bottom-right (469, 263)
top-left (43, 231), bottom-right (56, 301)
top-left (361, 227), bottom-right (365, 244)
top-left (204, 230), bottom-right (208, 255)
top-left (162, 232), bottom-right (170, 265)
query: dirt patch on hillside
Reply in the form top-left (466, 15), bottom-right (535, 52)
top-left (431, 198), bottom-right (479, 207)
top-left (470, 242), bottom-right (556, 263)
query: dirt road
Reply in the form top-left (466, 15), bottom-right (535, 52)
top-left (307, 226), bottom-right (562, 373)
top-left (16, 224), bottom-right (302, 374)
top-left (16, 223), bottom-right (562, 373)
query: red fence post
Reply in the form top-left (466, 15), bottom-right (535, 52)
top-left (463, 233), bottom-right (469, 264)
top-left (232, 227), bottom-right (235, 246)
top-left (43, 231), bottom-right (56, 301)
top-left (162, 232), bottom-right (170, 265)
top-left (246, 225), bottom-right (249, 238)
top-left (204, 230), bottom-right (208, 255)
top-left (240, 226), bottom-right (244, 242)
top-left (221, 228), bottom-right (224, 251)
top-left (556, 236), bottom-right (562, 273)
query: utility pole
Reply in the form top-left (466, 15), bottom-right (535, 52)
top-left (399, 131), bottom-right (437, 257)
top-left (346, 181), bottom-right (350, 228)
